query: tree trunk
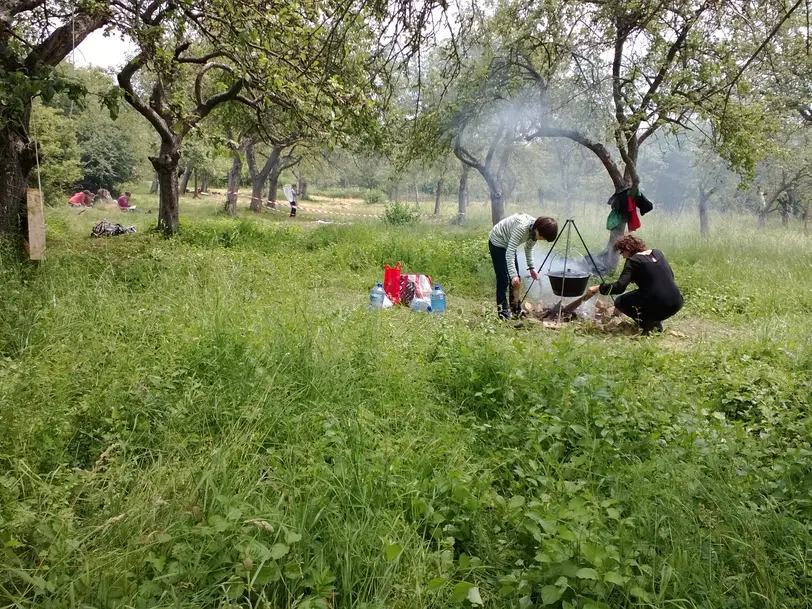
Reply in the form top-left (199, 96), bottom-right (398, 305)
top-left (179, 167), bottom-right (192, 194)
top-left (193, 170), bottom-right (199, 198)
top-left (414, 182), bottom-right (420, 209)
top-left (250, 178), bottom-right (265, 212)
top-left (150, 172), bottom-right (159, 194)
top-left (0, 122), bottom-right (35, 242)
top-left (267, 170), bottom-right (280, 207)
top-left (804, 204), bottom-right (809, 235)
top-left (489, 186), bottom-right (504, 225)
top-left (298, 176), bottom-right (308, 200)
top-left (434, 178), bottom-right (443, 216)
top-left (150, 140), bottom-right (181, 236)
top-left (458, 165), bottom-right (469, 220)
top-left (780, 200), bottom-right (790, 225)
top-left (226, 146), bottom-right (242, 217)
top-left (699, 185), bottom-right (709, 239)
top-left (201, 173), bottom-right (209, 193)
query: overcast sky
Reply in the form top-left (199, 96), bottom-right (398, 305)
top-left (74, 30), bottom-right (135, 70)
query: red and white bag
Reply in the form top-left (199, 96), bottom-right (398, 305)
top-left (400, 273), bottom-right (433, 307)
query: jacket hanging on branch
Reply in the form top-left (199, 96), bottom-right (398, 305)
top-left (606, 186), bottom-right (653, 231)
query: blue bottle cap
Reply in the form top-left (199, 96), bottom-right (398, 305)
top-left (427, 306), bottom-right (432, 312)
top-left (434, 284), bottom-right (441, 290)
top-left (377, 282), bottom-right (382, 287)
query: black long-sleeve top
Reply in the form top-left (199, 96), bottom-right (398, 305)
top-left (599, 249), bottom-right (682, 306)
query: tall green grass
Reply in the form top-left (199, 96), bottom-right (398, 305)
top-left (1, 201), bottom-right (811, 608)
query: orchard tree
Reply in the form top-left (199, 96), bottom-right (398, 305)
top-left (463, 0), bottom-right (807, 266)
top-left (0, 0), bottom-right (109, 241)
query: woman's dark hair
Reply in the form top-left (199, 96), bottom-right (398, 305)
top-left (613, 234), bottom-right (647, 255)
top-left (533, 217), bottom-right (558, 242)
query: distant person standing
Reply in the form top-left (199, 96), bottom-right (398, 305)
top-left (488, 214), bottom-right (558, 319)
top-left (117, 192), bottom-right (136, 211)
top-left (283, 184), bottom-right (298, 217)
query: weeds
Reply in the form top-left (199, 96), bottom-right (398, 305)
top-left (1, 195), bottom-right (811, 608)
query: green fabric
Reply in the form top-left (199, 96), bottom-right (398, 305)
top-left (606, 209), bottom-right (622, 230)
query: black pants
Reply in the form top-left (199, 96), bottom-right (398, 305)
top-left (614, 290), bottom-right (682, 330)
top-left (489, 241), bottom-right (520, 318)
top-left (290, 201), bottom-right (297, 217)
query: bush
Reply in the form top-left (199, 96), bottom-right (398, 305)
top-left (383, 201), bottom-right (420, 225)
top-left (362, 189), bottom-right (387, 205)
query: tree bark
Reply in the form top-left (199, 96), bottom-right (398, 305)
top-left (179, 167), bottom-right (192, 194)
top-left (699, 184), bottom-right (710, 239)
top-left (0, 122), bottom-right (35, 242)
top-left (226, 145), bottom-right (243, 217)
top-left (457, 165), bottom-right (469, 220)
top-left (488, 184), bottom-right (504, 225)
top-left (434, 178), bottom-right (443, 216)
top-left (298, 176), bottom-right (308, 200)
top-left (150, 173), bottom-right (159, 194)
top-left (414, 181), bottom-right (420, 208)
top-left (193, 170), bottom-right (198, 198)
top-left (151, 140), bottom-right (181, 236)
top-left (201, 172), bottom-right (209, 194)
top-left (267, 170), bottom-right (280, 207)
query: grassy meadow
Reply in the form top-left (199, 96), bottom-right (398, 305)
top-left (1, 187), bottom-right (812, 608)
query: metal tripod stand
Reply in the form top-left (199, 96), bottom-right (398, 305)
top-left (519, 218), bottom-right (606, 312)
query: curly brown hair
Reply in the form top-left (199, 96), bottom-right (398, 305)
top-left (613, 234), bottom-right (647, 255)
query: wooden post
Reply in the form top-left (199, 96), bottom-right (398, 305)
top-left (26, 188), bottom-right (45, 260)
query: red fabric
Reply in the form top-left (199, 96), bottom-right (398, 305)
top-left (383, 263), bottom-right (402, 303)
top-left (627, 194), bottom-right (641, 231)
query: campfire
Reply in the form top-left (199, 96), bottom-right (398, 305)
top-left (520, 296), bottom-right (636, 331)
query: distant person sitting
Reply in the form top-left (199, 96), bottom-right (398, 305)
top-left (69, 190), bottom-right (93, 207)
top-left (117, 192), bottom-right (136, 211)
top-left (587, 235), bottom-right (683, 334)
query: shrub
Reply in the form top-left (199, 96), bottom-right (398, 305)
top-left (383, 201), bottom-right (420, 226)
top-left (362, 189), bottom-right (387, 205)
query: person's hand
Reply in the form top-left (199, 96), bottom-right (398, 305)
top-left (511, 277), bottom-right (521, 288)
top-left (529, 269), bottom-right (539, 281)
top-left (587, 285), bottom-right (600, 296)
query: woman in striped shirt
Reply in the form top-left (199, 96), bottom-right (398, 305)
top-left (488, 214), bottom-right (558, 319)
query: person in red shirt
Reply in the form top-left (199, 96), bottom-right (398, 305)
top-left (117, 192), bottom-right (135, 211)
top-left (69, 191), bottom-right (93, 207)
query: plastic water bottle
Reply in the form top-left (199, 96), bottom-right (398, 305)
top-left (410, 298), bottom-right (429, 313)
top-left (430, 284), bottom-right (446, 315)
top-left (369, 282), bottom-right (385, 309)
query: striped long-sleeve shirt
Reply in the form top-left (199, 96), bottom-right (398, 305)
top-left (488, 213), bottom-right (537, 280)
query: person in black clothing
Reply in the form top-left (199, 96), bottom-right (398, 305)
top-left (587, 234), bottom-right (683, 334)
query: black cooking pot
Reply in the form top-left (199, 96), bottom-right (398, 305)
top-left (547, 272), bottom-right (590, 297)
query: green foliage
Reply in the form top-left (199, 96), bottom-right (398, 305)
top-left (363, 189), bottom-right (388, 204)
top-left (383, 201), bottom-right (421, 225)
top-left (75, 120), bottom-right (137, 192)
top-left (3, 172), bottom-right (812, 609)
top-left (29, 103), bottom-right (82, 205)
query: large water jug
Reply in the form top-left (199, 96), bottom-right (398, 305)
top-left (369, 282), bottom-right (385, 309)
top-left (431, 284), bottom-right (446, 315)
